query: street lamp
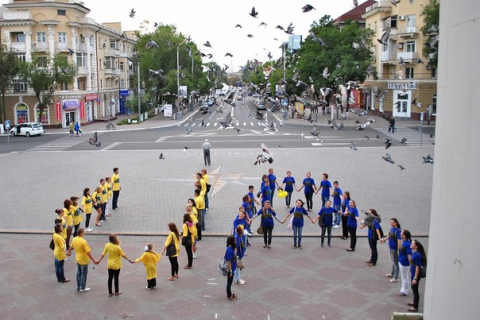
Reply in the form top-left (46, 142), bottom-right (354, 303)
top-left (127, 57), bottom-right (141, 122)
top-left (176, 39), bottom-right (188, 97)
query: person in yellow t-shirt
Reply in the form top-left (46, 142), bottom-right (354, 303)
top-left (63, 199), bottom-right (73, 249)
top-left (81, 188), bottom-right (93, 232)
top-left (194, 189), bottom-right (206, 232)
top-left (182, 213), bottom-right (196, 269)
top-left (111, 167), bottom-right (121, 210)
top-left (92, 187), bottom-right (103, 227)
top-left (161, 223), bottom-right (180, 281)
top-left (56, 208), bottom-right (67, 240)
top-left (201, 168), bottom-right (210, 211)
top-left (105, 177), bottom-right (113, 217)
top-left (71, 196), bottom-right (83, 237)
top-left (66, 228), bottom-right (98, 292)
top-left (53, 224), bottom-right (70, 283)
top-left (133, 243), bottom-right (161, 290)
top-left (186, 204), bottom-right (199, 258)
top-left (97, 234), bottom-right (133, 296)
top-left (188, 198), bottom-right (201, 241)
top-left (99, 179), bottom-right (108, 221)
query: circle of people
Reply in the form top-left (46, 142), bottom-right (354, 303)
top-left (50, 167), bottom-right (427, 311)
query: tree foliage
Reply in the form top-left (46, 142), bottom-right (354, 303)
top-left (0, 44), bottom-right (20, 122)
top-left (18, 53), bottom-right (77, 120)
top-left (420, 0), bottom-right (440, 67)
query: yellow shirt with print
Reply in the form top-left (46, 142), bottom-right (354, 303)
top-left (64, 208), bottom-right (73, 227)
top-left (203, 174), bottom-right (209, 184)
top-left (195, 191), bottom-right (205, 210)
top-left (71, 236), bottom-right (91, 265)
top-left (71, 204), bottom-right (83, 225)
top-left (102, 243), bottom-right (125, 270)
top-left (82, 195), bottom-right (93, 214)
top-left (100, 184), bottom-right (108, 203)
top-left (136, 251), bottom-right (161, 280)
top-left (199, 178), bottom-right (206, 193)
top-left (53, 233), bottom-right (66, 261)
top-left (92, 191), bottom-right (101, 206)
top-left (112, 173), bottom-right (121, 191)
top-left (183, 221), bottom-right (197, 242)
top-left (164, 232), bottom-right (180, 257)
top-left (60, 216), bottom-right (67, 239)
top-left (106, 182), bottom-right (113, 198)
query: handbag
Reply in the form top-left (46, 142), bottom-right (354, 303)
top-left (166, 233), bottom-right (177, 256)
top-left (218, 256), bottom-right (229, 276)
top-left (419, 265), bottom-right (427, 278)
top-left (257, 225), bottom-right (264, 234)
top-left (49, 237), bottom-right (55, 251)
top-left (206, 183), bottom-right (211, 193)
top-left (182, 225), bottom-right (192, 247)
top-left (237, 259), bottom-right (244, 270)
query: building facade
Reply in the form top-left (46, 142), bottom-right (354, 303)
top-left (361, 0), bottom-right (437, 121)
top-left (0, 0), bottom-right (137, 128)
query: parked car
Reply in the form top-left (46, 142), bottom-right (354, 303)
top-left (207, 98), bottom-right (215, 106)
top-left (256, 104), bottom-right (267, 111)
top-left (10, 122), bottom-right (44, 137)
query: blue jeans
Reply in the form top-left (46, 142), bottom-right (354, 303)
top-left (285, 190), bottom-right (293, 207)
top-left (270, 188), bottom-right (276, 206)
top-left (234, 265), bottom-right (242, 283)
top-left (333, 205), bottom-right (342, 225)
top-left (76, 263), bottom-right (89, 290)
top-left (205, 193), bottom-right (209, 209)
top-left (54, 258), bottom-right (66, 282)
top-left (321, 196), bottom-right (329, 208)
top-left (293, 225), bottom-right (303, 246)
top-left (200, 209), bottom-right (206, 231)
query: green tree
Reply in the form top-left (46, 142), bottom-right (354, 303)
top-left (0, 45), bottom-right (20, 122)
top-left (420, 0), bottom-right (440, 67)
top-left (18, 53), bottom-right (76, 121)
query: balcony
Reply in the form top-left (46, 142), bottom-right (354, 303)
top-left (381, 51), bottom-right (396, 62)
top-left (57, 42), bottom-right (68, 52)
top-left (32, 42), bottom-right (49, 52)
top-left (397, 26), bottom-right (419, 38)
top-left (77, 66), bottom-right (89, 75)
top-left (77, 43), bottom-right (94, 53)
top-left (105, 47), bottom-right (120, 57)
top-left (363, 1), bottom-right (391, 18)
top-left (105, 68), bottom-right (121, 76)
top-left (397, 52), bottom-right (419, 62)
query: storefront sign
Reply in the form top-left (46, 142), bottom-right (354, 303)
top-left (63, 100), bottom-right (80, 110)
top-left (56, 102), bottom-right (61, 120)
top-left (120, 90), bottom-right (130, 96)
top-left (387, 82), bottom-right (417, 90)
top-left (59, 95), bottom-right (82, 100)
top-left (85, 93), bottom-right (98, 101)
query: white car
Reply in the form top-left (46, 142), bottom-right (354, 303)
top-left (10, 122), bottom-right (44, 137)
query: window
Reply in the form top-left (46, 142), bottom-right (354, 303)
top-left (80, 34), bottom-right (85, 43)
top-left (105, 57), bottom-right (115, 69)
top-left (15, 103), bottom-right (29, 124)
top-left (89, 36), bottom-right (94, 46)
top-left (59, 81), bottom-right (68, 91)
top-left (430, 66), bottom-right (437, 79)
top-left (36, 104), bottom-right (49, 125)
top-left (406, 15), bottom-right (416, 32)
top-left (36, 32), bottom-right (46, 43)
top-left (390, 16), bottom-right (397, 28)
top-left (17, 53), bottom-right (26, 62)
top-left (405, 67), bottom-right (414, 79)
top-left (119, 61), bottom-right (124, 71)
top-left (110, 40), bottom-right (119, 50)
top-left (432, 94), bottom-right (437, 115)
top-left (12, 79), bottom-right (27, 93)
top-left (99, 59), bottom-right (102, 70)
top-left (57, 9), bottom-right (66, 16)
top-left (76, 53), bottom-right (87, 67)
top-left (120, 79), bottom-right (125, 88)
top-left (128, 61), bottom-right (134, 71)
top-left (58, 32), bottom-right (67, 43)
top-left (37, 56), bottom-right (48, 68)
top-left (405, 41), bottom-right (416, 52)
top-left (16, 33), bottom-right (26, 42)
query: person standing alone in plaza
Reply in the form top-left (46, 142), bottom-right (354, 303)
top-left (112, 168), bottom-right (121, 210)
top-left (66, 228), bottom-right (98, 292)
top-left (389, 117), bottom-right (396, 133)
top-left (202, 139), bottom-right (211, 166)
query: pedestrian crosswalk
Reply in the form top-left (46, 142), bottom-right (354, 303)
top-left (26, 136), bottom-right (88, 152)
top-left (374, 126), bottom-right (435, 147)
top-left (184, 121), bottom-right (271, 128)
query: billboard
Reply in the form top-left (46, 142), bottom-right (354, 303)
top-left (179, 86), bottom-right (187, 99)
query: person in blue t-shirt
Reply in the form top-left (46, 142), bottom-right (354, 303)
top-left (312, 200), bottom-right (338, 247)
top-left (345, 199), bottom-right (361, 252)
top-left (381, 218), bottom-right (402, 282)
top-left (234, 225), bottom-right (246, 285)
top-left (297, 172), bottom-right (316, 211)
top-left (360, 209), bottom-right (382, 266)
top-left (340, 191), bottom-right (351, 240)
top-left (248, 185), bottom-right (259, 216)
top-left (251, 201), bottom-right (283, 248)
top-left (331, 181), bottom-right (343, 228)
top-left (259, 180), bottom-right (272, 207)
top-left (409, 239), bottom-right (427, 312)
top-left (397, 230), bottom-right (412, 297)
top-left (267, 168), bottom-right (280, 206)
top-left (315, 173), bottom-right (332, 208)
top-left (282, 199), bottom-right (313, 248)
top-left (281, 171), bottom-right (297, 208)
top-left (224, 235), bottom-right (237, 300)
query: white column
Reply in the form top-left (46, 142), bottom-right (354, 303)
top-left (24, 31), bottom-right (32, 62)
top-left (71, 27), bottom-right (78, 91)
top-left (86, 35), bottom-right (92, 91)
top-left (3, 31), bottom-right (11, 48)
top-left (47, 25), bottom-right (55, 59)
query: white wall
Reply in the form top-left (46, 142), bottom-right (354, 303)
top-left (424, 0), bottom-right (480, 319)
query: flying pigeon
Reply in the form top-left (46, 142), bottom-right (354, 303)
top-left (154, 22), bottom-right (158, 27)
top-left (285, 23), bottom-right (295, 35)
top-left (353, 0), bottom-right (358, 7)
top-left (322, 67), bottom-right (330, 79)
top-left (364, 136), bottom-right (370, 140)
top-left (366, 65), bottom-right (374, 77)
top-left (249, 6), bottom-right (259, 18)
top-left (428, 35), bottom-right (439, 51)
top-left (377, 29), bottom-right (391, 45)
top-left (203, 41), bottom-right (212, 48)
top-left (247, 34), bottom-right (254, 38)
top-left (422, 155), bottom-right (434, 164)
top-left (159, 153), bottom-right (165, 160)
top-left (352, 42), bottom-right (360, 49)
top-left (68, 48), bottom-right (75, 55)
top-left (267, 52), bottom-right (272, 60)
top-left (309, 31), bottom-right (327, 46)
top-left (391, 0), bottom-right (401, 6)
top-left (376, 133), bottom-right (380, 139)
top-left (302, 4), bottom-right (315, 12)
top-left (399, 57), bottom-right (406, 66)
top-left (145, 39), bottom-right (159, 49)
top-left (276, 25), bottom-right (285, 31)
top-left (385, 139), bottom-right (392, 150)
top-left (300, 133), bottom-right (305, 139)
top-left (259, 22), bottom-right (267, 27)
top-left (398, 165), bottom-right (406, 170)
top-left (382, 153), bottom-right (395, 164)
top-left (186, 128), bottom-right (192, 135)
top-left (235, 24), bottom-right (242, 28)
top-left (129, 8), bottom-right (135, 18)
top-left (88, 132), bottom-right (101, 147)
top-left (254, 143), bottom-right (273, 166)
top-left (350, 141), bottom-right (357, 151)
top-left (400, 137), bottom-right (407, 144)
top-left (225, 53), bottom-right (233, 57)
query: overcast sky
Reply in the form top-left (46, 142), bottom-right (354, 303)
top-left (2, 0), bottom-right (369, 71)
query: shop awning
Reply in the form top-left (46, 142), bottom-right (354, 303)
top-left (63, 100), bottom-right (79, 110)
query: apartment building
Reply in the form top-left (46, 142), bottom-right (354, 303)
top-left (361, 0), bottom-right (437, 121)
top-left (0, 0), bottom-right (137, 128)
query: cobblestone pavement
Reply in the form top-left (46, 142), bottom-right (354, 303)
top-left (0, 233), bottom-right (427, 320)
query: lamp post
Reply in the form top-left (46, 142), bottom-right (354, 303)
top-left (176, 39), bottom-right (187, 97)
top-left (137, 60), bottom-right (141, 121)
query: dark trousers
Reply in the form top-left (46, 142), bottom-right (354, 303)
top-left (107, 268), bottom-right (120, 294)
top-left (263, 225), bottom-right (273, 245)
top-left (203, 149), bottom-right (211, 165)
top-left (226, 272), bottom-right (234, 298)
top-left (348, 227), bottom-right (357, 250)
top-left (100, 203), bottom-right (106, 220)
top-left (285, 191), bottom-right (293, 206)
top-left (73, 224), bottom-right (80, 237)
top-left (305, 192), bottom-right (313, 210)
top-left (112, 190), bottom-right (120, 209)
top-left (168, 256), bottom-right (179, 276)
top-left (270, 188), bottom-right (275, 206)
top-left (185, 245), bottom-right (193, 267)
top-left (147, 277), bottom-right (156, 289)
top-left (341, 215), bottom-right (349, 238)
top-left (85, 214), bottom-right (91, 229)
top-left (412, 278), bottom-right (421, 309)
top-left (321, 225), bottom-right (332, 245)
top-left (368, 238), bottom-right (378, 264)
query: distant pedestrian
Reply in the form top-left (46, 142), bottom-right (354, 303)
top-left (283, 199), bottom-right (313, 248)
top-left (74, 122), bottom-right (81, 136)
top-left (105, 176), bottom-right (112, 218)
top-left (315, 173), bottom-right (332, 208)
top-left (97, 234), bottom-right (133, 296)
top-left (162, 222), bottom-right (180, 281)
top-left (66, 228), bottom-right (98, 292)
top-left (345, 200), bottom-right (361, 252)
top-left (389, 117), bottom-right (396, 133)
top-left (53, 224), bottom-right (70, 283)
top-left (258, 179), bottom-right (272, 207)
top-left (281, 171), bottom-right (297, 208)
top-left (381, 218), bottom-right (402, 283)
top-left (111, 168), bottom-right (121, 210)
top-left (134, 243), bottom-right (161, 290)
top-left (81, 188), bottom-right (93, 232)
top-left (312, 200), bottom-right (338, 248)
top-left (297, 172), bottom-right (316, 211)
top-left (188, 198), bottom-right (201, 241)
top-left (225, 235), bottom-right (237, 301)
top-left (251, 201), bottom-right (283, 249)
top-left (194, 189), bottom-right (206, 231)
top-left (202, 139), bottom-right (211, 165)
top-left (185, 204), bottom-right (198, 258)
top-left (69, 122), bottom-right (74, 137)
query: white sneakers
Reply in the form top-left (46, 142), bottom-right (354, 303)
top-left (193, 253), bottom-right (197, 259)
top-left (80, 288), bottom-right (90, 292)
top-left (333, 225), bottom-right (340, 229)
top-left (86, 228), bottom-right (93, 232)
top-left (236, 280), bottom-right (246, 285)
